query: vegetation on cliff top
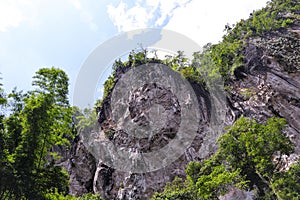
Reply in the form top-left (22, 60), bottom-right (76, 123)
top-left (202, 0), bottom-right (300, 80)
top-left (0, 0), bottom-right (299, 199)
top-left (99, 0), bottom-right (299, 104)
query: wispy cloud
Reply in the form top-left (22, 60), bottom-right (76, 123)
top-left (107, 0), bottom-right (191, 32)
top-left (69, 0), bottom-right (98, 31)
top-left (165, 0), bottom-right (269, 46)
top-left (0, 1), bottom-right (25, 32)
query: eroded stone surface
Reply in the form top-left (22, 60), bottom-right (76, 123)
top-left (63, 24), bottom-right (300, 200)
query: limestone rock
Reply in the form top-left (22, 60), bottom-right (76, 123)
top-left (64, 24), bottom-right (300, 199)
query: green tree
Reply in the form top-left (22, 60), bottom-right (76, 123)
top-left (45, 190), bottom-right (102, 200)
top-left (0, 68), bottom-right (74, 199)
top-left (0, 80), bottom-right (12, 199)
top-left (74, 107), bottom-right (98, 134)
top-left (216, 117), bottom-right (294, 198)
top-left (32, 67), bottom-right (70, 106)
top-left (151, 177), bottom-right (198, 200)
top-left (190, 0), bottom-right (300, 82)
top-left (152, 117), bottom-right (298, 199)
top-left (272, 159), bottom-right (300, 199)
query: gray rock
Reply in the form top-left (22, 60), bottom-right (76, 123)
top-left (63, 24), bottom-right (300, 199)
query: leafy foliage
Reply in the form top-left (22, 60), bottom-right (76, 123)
top-left (152, 117), bottom-right (299, 199)
top-left (73, 106), bottom-right (98, 134)
top-left (217, 117), bottom-right (294, 198)
top-left (45, 190), bottom-right (102, 200)
top-left (151, 177), bottom-right (198, 200)
top-left (101, 49), bottom-right (205, 104)
top-left (193, 0), bottom-right (300, 81)
top-left (272, 160), bottom-right (300, 199)
top-left (0, 1), bottom-right (297, 199)
top-left (32, 67), bottom-right (70, 106)
top-left (0, 68), bottom-right (75, 199)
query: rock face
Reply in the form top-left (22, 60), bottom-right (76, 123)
top-left (228, 24), bottom-right (300, 154)
top-left (65, 24), bottom-right (300, 199)
top-left (219, 188), bottom-right (255, 200)
top-left (68, 137), bottom-right (97, 196)
top-left (89, 63), bottom-right (208, 200)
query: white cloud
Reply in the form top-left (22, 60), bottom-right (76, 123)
top-left (0, 1), bottom-right (25, 32)
top-left (165, 0), bottom-right (269, 46)
top-left (69, 0), bottom-right (82, 10)
top-left (107, 0), bottom-right (269, 46)
top-left (107, 0), bottom-right (191, 32)
top-left (0, 0), bottom-right (51, 32)
top-left (107, 1), bottom-right (149, 31)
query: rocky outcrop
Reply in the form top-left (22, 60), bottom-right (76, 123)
top-left (87, 63), bottom-right (209, 199)
top-left (228, 24), bottom-right (300, 154)
top-left (219, 188), bottom-right (255, 200)
top-left (65, 24), bottom-right (300, 199)
top-left (68, 137), bottom-right (97, 196)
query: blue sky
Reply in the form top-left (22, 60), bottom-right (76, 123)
top-left (0, 0), bottom-right (269, 108)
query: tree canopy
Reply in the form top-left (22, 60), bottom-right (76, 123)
top-left (0, 68), bottom-right (74, 199)
top-left (152, 117), bottom-right (300, 200)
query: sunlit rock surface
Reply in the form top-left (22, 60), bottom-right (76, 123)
top-left (63, 23), bottom-right (299, 199)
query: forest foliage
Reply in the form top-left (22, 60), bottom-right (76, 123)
top-left (151, 117), bottom-right (300, 200)
top-left (0, 0), bottom-right (299, 199)
top-left (0, 68), bottom-right (100, 199)
top-left (0, 68), bottom-right (73, 199)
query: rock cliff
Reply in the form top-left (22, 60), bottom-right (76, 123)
top-left (64, 21), bottom-right (300, 200)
